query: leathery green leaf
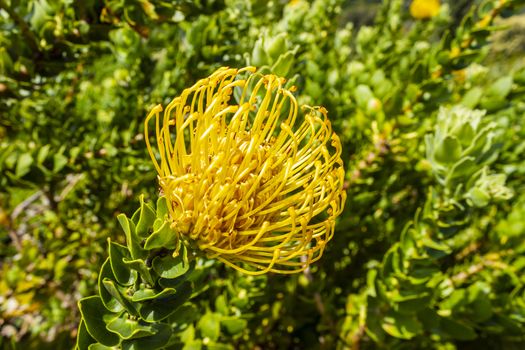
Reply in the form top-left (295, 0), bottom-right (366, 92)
top-left (381, 311), bottom-right (423, 339)
top-left (221, 317), bottom-right (247, 335)
top-left (122, 258), bottom-right (154, 286)
top-left (88, 344), bottom-right (117, 350)
top-left (121, 323), bottom-right (172, 350)
top-left (440, 317), bottom-right (477, 340)
top-left (198, 311), bottom-right (221, 341)
top-left (76, 320), bottom-right (96, 350)
top-left (106, 315), bottom-right (157, 339)
top-left (98, 258), bottom-right (124, 313)
top-left (102, 278), bottom-right (138, 317)
top-left (78, 296), bottom-right (120, 346)
top-left (132, 286), bottom-right (176, 302)
top-left (144, 220), bottom-right (178, 250)
top-left (139, 282), bottom-right (193, 322)
top-left (434, 136), bottom-right (462, 164)
top-left (158, 260), bottom-right (195, 289)
top-left (108, 240), bottom-right (137, 286)
top-left (133, 195), bottom-right (156, 238)
top-left (156, 197), bottom-right (169, 219)
top-left (152, 245), bottom-right (190, 279)
top-left (117, 214), bottom-right (146, 260)
top-left (169, 304), bottom-right (199, 326)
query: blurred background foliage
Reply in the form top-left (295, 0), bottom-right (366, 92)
top-left (1, 0), bottom-right (525, 349)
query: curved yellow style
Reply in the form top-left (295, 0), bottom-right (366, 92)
top-left (145, 67), bottom-right (346, 275)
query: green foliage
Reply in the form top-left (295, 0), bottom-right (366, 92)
top-left (77, 197), bottom-right (193, 349)
top-left (77, 196), bottom-right (257, 350)
top-left (1, 0), bottom-right (525, 349)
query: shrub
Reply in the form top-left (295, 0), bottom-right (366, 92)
top-left (0, 0), bottom-right (524, 349)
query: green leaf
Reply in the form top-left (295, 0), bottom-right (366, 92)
top-left (465, 123), bottom-right (495, 158)
top-left (487, 76), bottom-right (513, 99)
top-left (123, 258), bottom-right (154, 286)
top-left (180, 324), bottom-right (195, 343)
top-left (446, 157), bottom-right (476, 184)
top-left (440, 288), bottom-right (467, 314)
top-left (121, 323), bottom-right (172, 350)
top-left (456, 124), bottom-right (476, 149)
top-left (118, 214), bottom-right (146, 260)
top-left (158, 261), bottom-right (194, 289)
top-left (102, 279), bottom-right (138, 316)
top-left (365, 307), bottom-right (386, 343)
top-left (466, 187), bottom-right (490, 207)
top-left (53, 152), bottom-right (68, 172)
top-left (480, 96), bottom-right (507, 111)
top-left (168, 304), bottom-right (199, 325)
top-left (394, 292), bottom-right (432, 314)
top-left (467, 283), bottom-right (493, 322)
top-left (152, 245), bottom-right (190, 279)
top-left (98, 258), bottom-right (124, 313)
top-left (78, 296), bottom-right (120, 346)
top-left (271, 51), bottom-right (294, 77)
top-left (139, 282), bottom-right (193, 322)
top-left (206, 343), bottom-right (234, 350)
top-left (471, 294), bottom-right (492, 322)
top-left (106, 315), bottom-right (157, 339)
top-left (144, 220), bottom-right (178, 250)
top-left (134, 195), bottom-right (156, 238)
top-left (440, 317), bottom-right (477, 340)
top-left (420, 237), bottom-right (451, 253)
top-left (0, 47), bottom-right (13, 75)
top-left (418, 308), bottom-right (440, 330)
top-left (109, 240), bottom-right (137, 286)
top-left (182, 340), bottom-right (202, 350)
top-left (366, 269), bottom-right (378, 298)
top-left (37, 144), bottom-right (51, 164)
top-left (16, 153), bottom-right (33, 177)
top-left (88, 344), bottom-right (116, 350)
top-left (461, 87), bottom-right (483, 109)
top-left (381, 312), bottom-right (423, 339)
top-left (354, 85), bottom-right (374, 108)
top-left (266, 33), bottom-right (287, 60)
top-left (221, 317), bottom-right (247, 335)
top-left (215, 294), bottom-right (229, 316)
top-left (77, 320), bottom-right (96, 350)
top-left (156, 197), bottom-right (169, 219)
top-left (132, 287), bottom-right (175, 302)
top-left (197, 311), bottom-right (221, 341)
top-left (434, 136), bottom-right (462, 164)
top-left (251, 38), bottom-right (268, 67)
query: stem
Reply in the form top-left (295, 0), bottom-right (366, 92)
top-left (301, 256), bottom-right (336, 348)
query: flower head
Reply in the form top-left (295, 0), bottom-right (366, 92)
top-left (145, 67), bottom-right (346, 275)
top-left (410, 0), bottom-right (440, 20)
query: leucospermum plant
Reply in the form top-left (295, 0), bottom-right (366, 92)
top-left (76, 67), bottom-right (346, 349)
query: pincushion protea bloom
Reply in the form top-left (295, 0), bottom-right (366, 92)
top-left (410, 0), bottom-right (440, 20)
top-left (145, 67), bottom-right (346, 275)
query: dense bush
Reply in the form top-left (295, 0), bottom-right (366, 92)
top-left (1, 0), bottom-right (524, 349)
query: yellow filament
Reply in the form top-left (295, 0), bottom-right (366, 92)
top-left (144, 67), bottom-right (346, 275)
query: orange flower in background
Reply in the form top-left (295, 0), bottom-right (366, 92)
top-left (145, 67), bottom-right (346, 275)
top-left (410, 0), bottom-right (441, 20)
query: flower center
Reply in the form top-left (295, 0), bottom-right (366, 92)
top-left (161, 130), bottom-right (282, 248)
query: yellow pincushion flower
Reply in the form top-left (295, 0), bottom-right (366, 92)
top-left (145, 67), bottom-right (346, 275)
top-left (410, 0), bottom-right (441, 20)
